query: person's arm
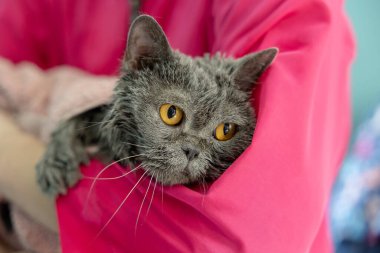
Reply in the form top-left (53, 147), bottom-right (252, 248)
top-left (0, 0), bottom-right (117, 235)
top-left (0, 112), bottom-right (57, 231)
top-left (0, 60), bottom-right (116, 231)
top-left (0, 0), bottom-right (58, 232)
top-left (0, 58), bottom-right (116, 233)
top-left (208, 0), bottom-right (355, 251)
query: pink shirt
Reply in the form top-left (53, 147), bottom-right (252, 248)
top-left (0, 0), bottom-right (355, 252)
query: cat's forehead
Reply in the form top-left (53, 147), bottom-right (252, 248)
top-left (157, 64), bottom-right (242, 108)
top-left (123, 55), bottom-right (251, 126)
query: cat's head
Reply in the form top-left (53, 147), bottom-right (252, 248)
top-left (103, 15), bottom-right (278, 185)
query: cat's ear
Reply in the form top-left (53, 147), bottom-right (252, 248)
top-left (232, 48), bottom-right (278, 92)
top-left (123, 15), bottom-right (172, 70)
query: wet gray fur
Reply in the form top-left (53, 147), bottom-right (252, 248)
top-left (36, 15), bottom-right (278, 196)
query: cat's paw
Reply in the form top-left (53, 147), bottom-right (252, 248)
top-left (36, 148), bottom-right (85, 196)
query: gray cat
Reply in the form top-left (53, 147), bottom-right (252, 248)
top-left (36, 15), bottom-right (278, 196)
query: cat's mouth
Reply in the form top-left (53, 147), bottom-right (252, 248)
top-left (145, 170), bottom-right (191, 186)
top-left (143, 160), bottom-right (205, 186)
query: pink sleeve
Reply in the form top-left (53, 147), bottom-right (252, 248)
top-left (207, 0), bottom-right (354, 251)
top-left (56, 0), bottom-right (355, 252)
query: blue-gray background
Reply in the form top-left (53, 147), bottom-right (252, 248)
top-left (346, 0), bottom-right (380, 137)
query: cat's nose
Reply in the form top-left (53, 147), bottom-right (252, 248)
top-left (182, 144), bottom-right (199, 161)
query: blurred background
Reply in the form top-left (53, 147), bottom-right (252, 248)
top-left (348, 0), bottom-right (380, 136)
top-left (330, 0), bottom-right (380, 252)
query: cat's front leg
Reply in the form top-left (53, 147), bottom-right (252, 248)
top-left (36, 119), bottom-right (89, 196)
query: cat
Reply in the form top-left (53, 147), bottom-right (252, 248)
top-left (36, 15), bottom-right (278, 196)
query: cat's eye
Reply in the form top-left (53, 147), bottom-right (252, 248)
top-left (160, 104), bottom-right (184, 126)
top-left (214, 123), bottom-right (237, 141)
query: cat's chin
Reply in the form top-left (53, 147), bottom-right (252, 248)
top-left (141, 157), bottom-right (207, 186)
top-left (150, 171), bottom-right (193, 186)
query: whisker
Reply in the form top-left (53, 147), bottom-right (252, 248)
top-left (83, 164), bottom-right (142, 180)
top-left (161, 174), bottom-right (164, 212)
top-left (89, 154), bottom-right (143, 189)
top-left (121, 142), bottom-right (152, 149)
top-left (84, 154), bottom-right (144, 212)
top-left (92, 170), bottom-right (148, 242)
top-left (146, 175), bottom-right (158, 219)
top-left (76, 119), bottom-right (113, 131)
top-left (201, 177), bottom-right (206, 208)
top-left (86, 119), bottom-right (113, 125)
top-left (135, 172), bottom-right (154, 234)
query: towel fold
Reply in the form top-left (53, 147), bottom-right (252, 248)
top-left (0, 57), bottom-right (117, 141)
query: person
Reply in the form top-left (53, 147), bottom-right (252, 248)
top-left (0, 0), bottom-right (355, 252)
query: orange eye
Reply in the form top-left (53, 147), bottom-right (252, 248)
top-left (160, 104), bottom-right (184, 126)
top-left (214, 123), bottom-right (237, 141)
